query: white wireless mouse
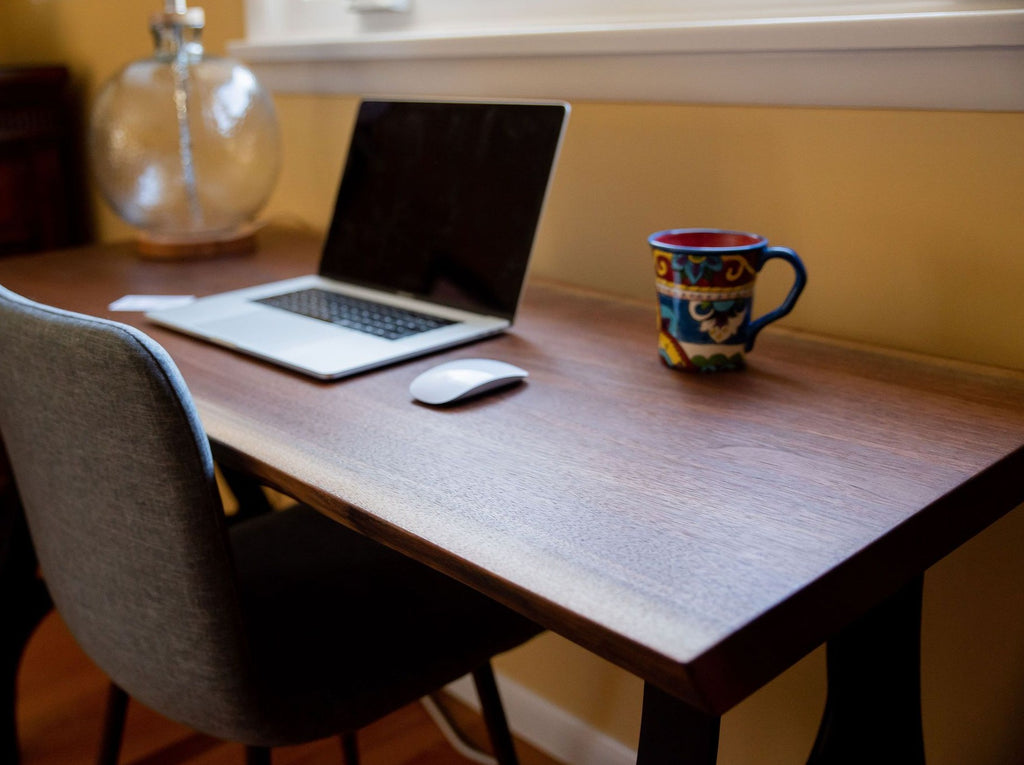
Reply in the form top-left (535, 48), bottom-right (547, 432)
top-left (409, 358), bottom-right (529, 406)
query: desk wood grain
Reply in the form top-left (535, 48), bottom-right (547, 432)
top-left (3, 228), bottom-right (1022, 716)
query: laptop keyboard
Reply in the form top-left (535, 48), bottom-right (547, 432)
top-left (255, 288), bottom-right (455, 341)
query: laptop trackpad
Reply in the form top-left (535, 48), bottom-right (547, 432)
top-left (199, 309), bottom-right (359, 353)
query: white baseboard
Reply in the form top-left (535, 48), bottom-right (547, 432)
top-left (446, 673), bottom-right (637, 765)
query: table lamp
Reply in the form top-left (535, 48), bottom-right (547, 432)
top-left (89, 0), bottom-right (281, 258)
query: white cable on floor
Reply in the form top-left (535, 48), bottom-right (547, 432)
top-left (421, 693), bottom-right (498, 765)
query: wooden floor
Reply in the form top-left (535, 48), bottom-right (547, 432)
top-left (16, 613), bottom-right (562, 765)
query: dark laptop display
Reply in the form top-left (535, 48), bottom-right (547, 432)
top-left (321, 99), bottom-right (567, 320)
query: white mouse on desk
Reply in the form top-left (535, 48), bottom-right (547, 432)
top-left (409, 358), bottom-right (528, 406)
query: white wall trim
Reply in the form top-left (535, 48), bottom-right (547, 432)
top-left (446, 673), bottom-right (637, 765)
top-left (241, 47), bottom-right (1024, 112)
top-left (230, 10), bottom-right (1024, 110)
top-left (235, 10), bottom-right (1024, 60)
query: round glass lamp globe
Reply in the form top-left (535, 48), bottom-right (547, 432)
top-left (89, 15), bottom-right (280, 249)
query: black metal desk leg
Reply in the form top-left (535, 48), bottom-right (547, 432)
top-left (217, 464), bottom-right (273, 523)
top-left (637, 682), bottom-right (720, 765)
top-left (807, 575), bottom-right (925, 765)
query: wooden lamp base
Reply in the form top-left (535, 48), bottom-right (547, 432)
top-left (135, 225), bottom-right (258, 260)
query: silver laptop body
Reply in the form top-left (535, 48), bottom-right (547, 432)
top-left (147, 98), bottom-right (570, 380)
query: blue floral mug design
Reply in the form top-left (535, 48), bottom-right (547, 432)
top-left (649, 229), bottom-right (807, 372)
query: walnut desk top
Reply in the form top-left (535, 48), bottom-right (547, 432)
top-left (3, 228), bottom-right (1022, 737)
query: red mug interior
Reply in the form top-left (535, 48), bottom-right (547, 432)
top-left (655, 230), bottom-right (763, 249)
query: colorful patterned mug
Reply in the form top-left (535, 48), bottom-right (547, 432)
top-left (649, 228), bottom-right (807, 372)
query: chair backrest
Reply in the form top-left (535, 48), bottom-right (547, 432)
top-left (0, 286), bottom-right (262, 738)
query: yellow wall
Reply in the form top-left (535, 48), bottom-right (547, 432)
top-left (267, 97), bottom-right (1024, 370)
top-left (4, 2), bottom-right (1023, 763)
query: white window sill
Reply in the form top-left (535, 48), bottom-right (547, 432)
top-left (230, 10), bottom-right (1024, 111)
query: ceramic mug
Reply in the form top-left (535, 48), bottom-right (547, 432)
top-left (649, 228), bottom-right (807, 372)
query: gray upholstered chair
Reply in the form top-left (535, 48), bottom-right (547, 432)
top-left (0, 285), bottom-right (541, 764)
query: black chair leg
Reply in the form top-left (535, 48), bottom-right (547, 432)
top-left (245, 745), bottom-right (272, 765)
top-left (0, 476), bottom-right (53, 765)
top-left (472, 663), bottom-right (519, 765)
top-left (96, 684), bottom-right (129, 765)
top-left (340, 731), bottom-right (359, 765)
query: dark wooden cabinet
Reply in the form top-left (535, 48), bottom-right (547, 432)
top-left (0, 66), bottom-right (87, 256)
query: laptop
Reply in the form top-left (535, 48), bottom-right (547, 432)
top-left (147, 98), bottom-right (569, 380)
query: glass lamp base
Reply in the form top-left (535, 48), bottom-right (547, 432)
top-left (135, 224), bottom-right (258, 260)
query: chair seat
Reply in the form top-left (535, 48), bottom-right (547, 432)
top-left (229, 504), bottom-right (542, 746)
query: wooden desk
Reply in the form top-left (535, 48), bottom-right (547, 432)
top-left (2, 228), bottom-right (1023, 764)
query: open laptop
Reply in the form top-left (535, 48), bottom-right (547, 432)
top-left (147, 98), bottom-right (569, 380)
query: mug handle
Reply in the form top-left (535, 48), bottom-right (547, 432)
top-left (745, 246), bottom-right (807, 351)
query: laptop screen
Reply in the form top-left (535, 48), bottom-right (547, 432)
top-left (319, 100), bottom-right (568, 321)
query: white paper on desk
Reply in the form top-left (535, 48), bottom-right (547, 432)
top-left (109, 295), bottom-right (196, 312)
